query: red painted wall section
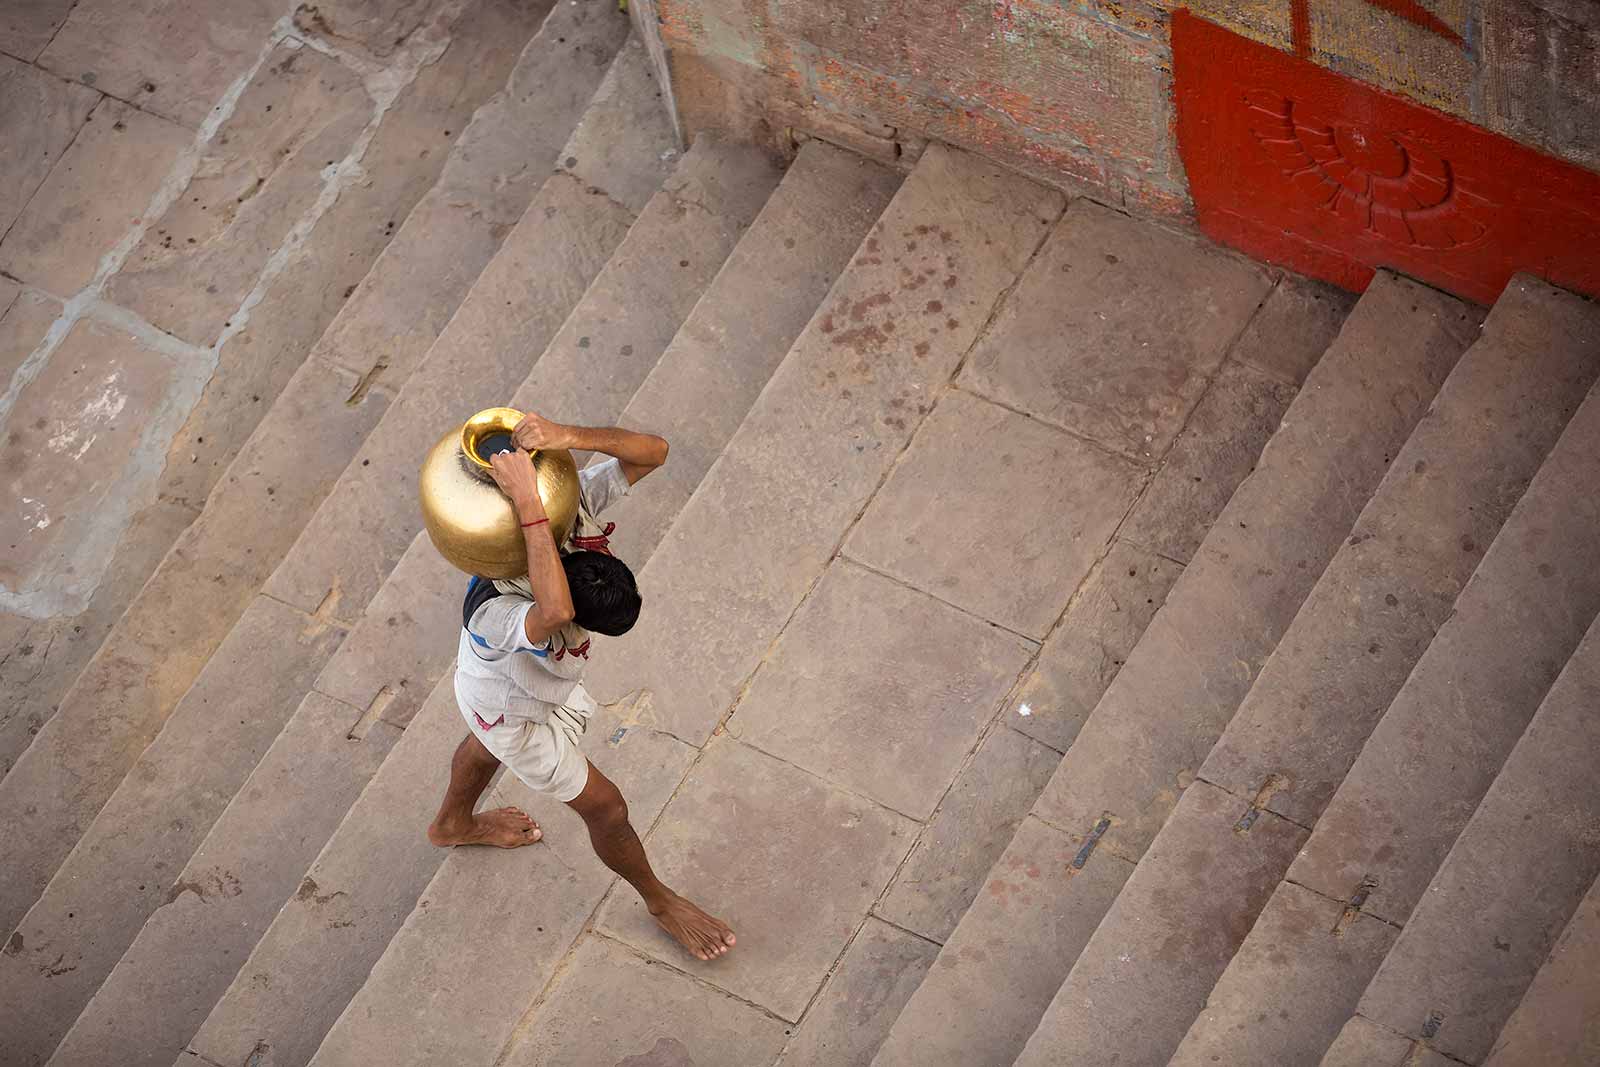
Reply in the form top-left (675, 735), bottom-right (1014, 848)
top-left (1174, 9), bottom-right (1600, 305)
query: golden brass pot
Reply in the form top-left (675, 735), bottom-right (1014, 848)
top-left (419, 407), bottom-right (580, 578)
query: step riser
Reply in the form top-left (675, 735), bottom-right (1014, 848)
top-left (1169, 281), bottom-right (1600, 1067)
top-left (1019, 275), bottom-right (1600, 1066)
top-left (34, 42), bottom-right (673, 1067)
top-left (1482, 872), bottom-right (1600, 1067)
top-left (186, 141), bottom-right (899, 1067)
top-left (1350, 615), bottom-right (1600, 1063)
top-left (870, 271), bottom-right (1474, 1067)
top-left (0, 2), bottom-right (632, 941)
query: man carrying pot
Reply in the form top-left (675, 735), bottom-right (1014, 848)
top-left (426, 411), bottom-right (735, 963)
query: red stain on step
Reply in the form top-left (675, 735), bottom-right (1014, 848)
top-left (1174, 10), bottom-right (1600, 305)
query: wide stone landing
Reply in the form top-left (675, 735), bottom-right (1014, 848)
top-left (598, 737), bottom-right (916, 1022)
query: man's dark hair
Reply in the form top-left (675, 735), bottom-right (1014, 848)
top-left (562, 550), bottom-right (641, 636)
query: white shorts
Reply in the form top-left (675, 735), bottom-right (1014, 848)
top-left (456, 682), bottom-right (595, 803)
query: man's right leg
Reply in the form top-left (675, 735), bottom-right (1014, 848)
top-left (427, 732), bottom-right (543, 848)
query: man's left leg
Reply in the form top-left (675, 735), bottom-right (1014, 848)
top-left (567, 760), bottom-right (735, 962)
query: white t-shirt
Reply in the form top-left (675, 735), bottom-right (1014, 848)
top-left (453, 458), bottom-right (629, 725)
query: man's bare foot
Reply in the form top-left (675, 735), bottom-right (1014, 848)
top-left (649, 893), bottom-right (736, 962)
top-left (427, 806), bottom-right (543, 848)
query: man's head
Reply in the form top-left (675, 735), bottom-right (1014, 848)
top-left (562, 550), bottom-right (641, 636)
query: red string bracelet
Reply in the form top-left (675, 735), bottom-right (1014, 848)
top-left (520, 517), bottom-right (550, 528)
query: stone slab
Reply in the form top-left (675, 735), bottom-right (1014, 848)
top-left (261, 88), bottom-right (668, 617)
top-left (1119, 358), bottom-right (1298, 565)
top-left (876, 724), bottom-right (1059, 943)
top-left (1292, 340), bottom-right (1600, 925)
top-left (495, 935), bottom-right (790, 1067)
top-left (731, 560), bottom-right (1034, 820)
top-left (0, 0), bottom-right (77, 61)
top-left (1202, 275), bottom-right (1600, 828)
top-left (959, 199), bottom-right (1272, 461)
top-left (0, 53), bottom-right (96, 235)
top-left (307, 714), bottom-right (695, 1066)
top-left (845, 388), bottom-right (1142, 639)
top-left (0, 356), bottom-right (389, 929)
top-left (0, 315), bottom-right (209, 618)
top-left (1319, 1016), bottom-right (1450, 1067)
top-left (0, 596), bottom-right (344, 1067)
top-left (1357, 617), bottom-right (1600, 1064)
top-left (1483, 873), bottom-right (1600, 1067)
top-left (1169, 880), bottom-right (1399, 1067)
top-left (779, 917), bottom-right (938, 1067)
top-left (49, 693), bottom-right (399, 1067)
top-left (157, 0), bottom-right (551, 511)
top-left (0, 98), bottom-right (188, 296)
top-left (107, 44), bottom-right (371, 346)
top-left (1229, 274), bottom-right (1357, 387)
top-left (581, 146), bottom-right (1063, 745)
top-left (38, 0), bottom-right (282, 128)
top-left (1006, 540), bottom-right (1182, 753)
top-left (597, 139), bottom-right (900, 565)
top-left (0, 287), bottom-right (59, 407)
top-left (181, 679), bottom-right (462, 1067)
top-left (870, 815), bottom-right (1133, 1067)
top-left (310, 1), bottom-right (631, 397)
top-left (1014, 780), bottom-right (1309, 1067)
top-left (1030, 273), bottom-right (1473, 858)
top-left (599, 738), bottom-right (916, 1022)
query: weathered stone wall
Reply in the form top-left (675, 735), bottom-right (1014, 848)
top-left (659, 0), bottom-right (1598, 218)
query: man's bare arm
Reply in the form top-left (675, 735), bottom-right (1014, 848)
top-left (512, 411), bottom-right (668, 485)
top-left (488, 449), bottom-right (574, 646)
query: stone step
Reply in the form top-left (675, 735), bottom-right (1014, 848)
top-left (1333, 612), bottom-right (1600, 1065)
top-left (1169, 280), bottom-right (1600, 1067)
top-left (175, 138), bottom-right (892, 1067)
top-left (1015, 275), bottom-right (1600, 1067)
top-left (869, 271), bottom-right (1476, 1067)
top-left (26, 44), bottom-right (683, 1067)
top-left (0, 1), bottom-right (635, 940)
top-left (1481, 871), bottom-right (1600, 1067)
top-left (1318, 1015), bottom-right (1457, 1067)
top-left (0, 0), bottom-right (568, 778)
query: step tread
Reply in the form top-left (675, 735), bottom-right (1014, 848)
top-left (1017, 273), bottom-right (1600, 1066)
top-left (1167, 280), bottom-right (1600, 1067)
top-left (870, 271), bottom-right (1473, 1067)
top-left (0, 0), bottom-right (630, 946)
top-left (1482, 871), bottom-right (1600, 1067)
top-left (171, 137), bottom-right (816, 1067)
top-left (37, 37), bottom-right (678, 1067)
top-left (1349, 613), bottom-right (1600, 1063)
